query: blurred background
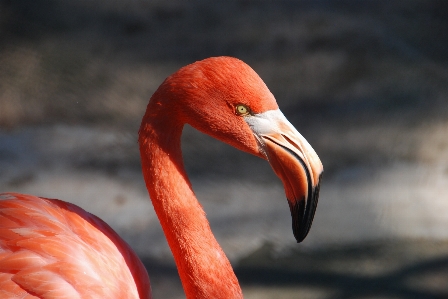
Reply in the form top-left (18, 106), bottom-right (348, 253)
top-left (1, 0), bottom-right (448, 298)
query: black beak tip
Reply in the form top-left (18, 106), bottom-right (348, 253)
top-left (289, 174), bottom-right (322, 243)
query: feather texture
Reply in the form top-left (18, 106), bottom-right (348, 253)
top-left (0, 193), bottom-right (151, 299)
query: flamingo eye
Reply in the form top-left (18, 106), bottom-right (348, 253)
top-left (235, 104), bottom-right (251, 116)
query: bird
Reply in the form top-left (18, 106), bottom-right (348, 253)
top-left (0, 56), bottom-right (323, 299)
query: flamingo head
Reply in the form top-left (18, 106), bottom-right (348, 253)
top-left (153, 56), bottom-right (323, 243)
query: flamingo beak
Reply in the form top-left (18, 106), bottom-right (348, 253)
top-left (245, 109), bottom-right (323, 243)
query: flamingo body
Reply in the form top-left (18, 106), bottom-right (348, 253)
top-left (0, 193), bottom-right (150, 299)
top-left (0, 57), bottom-right (323, 298)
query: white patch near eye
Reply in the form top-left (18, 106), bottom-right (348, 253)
top-left (246, 109), bottom-right (307, 140)
top-left (244, 109), bottom-right (312, 158)
top-left (245, 109), bottom-right (288, 135)
top-left (243, 109), bottom-right (286, 157)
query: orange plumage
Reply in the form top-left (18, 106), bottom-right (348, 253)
top-left (0, 193), bottom-right (150, 298)
top-left (0, 57), bottom-right (322, 298)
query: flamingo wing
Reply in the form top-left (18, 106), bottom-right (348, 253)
top-left (0, 193), bottom-right (151, 299)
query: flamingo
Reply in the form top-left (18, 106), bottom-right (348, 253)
top-left (0, 56), bottom-right (323, 299)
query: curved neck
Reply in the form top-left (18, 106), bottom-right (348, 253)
top-left (139, 105), bottom-right (243, 299)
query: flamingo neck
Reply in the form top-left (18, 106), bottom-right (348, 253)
top-left (139, 111), bottom-right (243, 299)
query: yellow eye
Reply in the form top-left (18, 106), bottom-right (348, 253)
top-left (236, 104), bottom-right (250, 116)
